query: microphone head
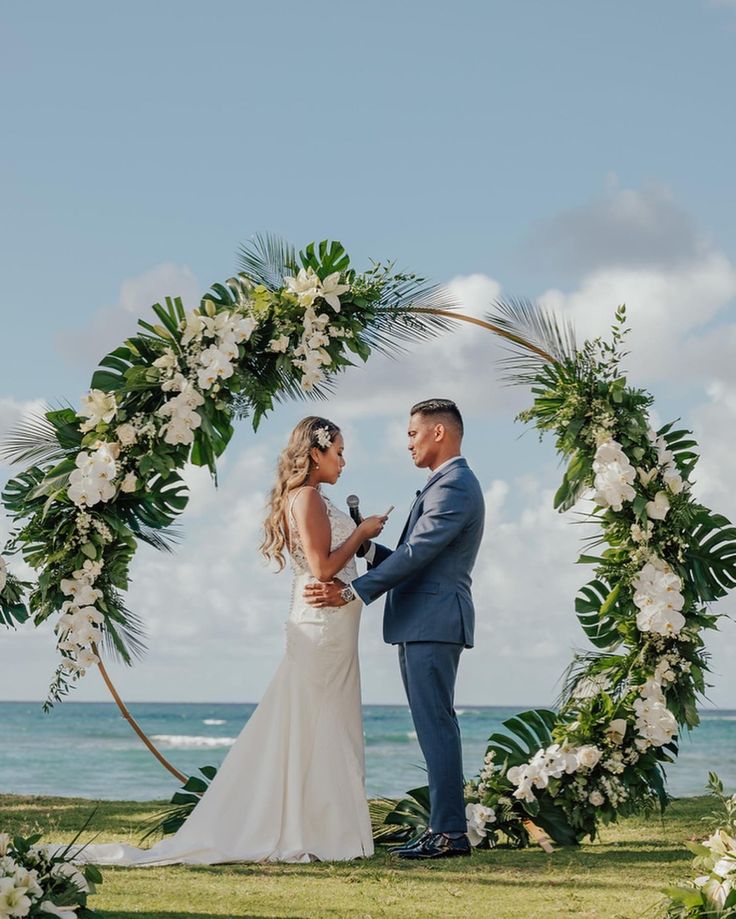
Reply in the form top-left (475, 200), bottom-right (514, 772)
top-left (346, 494), bottom-right (360, 508)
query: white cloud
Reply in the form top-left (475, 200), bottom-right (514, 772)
top-left (526, 179), bottom-right (706, 275)
top-left (55, 262), bottom-right (200, 366)
top-left (327, 272), bottom-right (528, 420)
top-left (539, 251), bottom-right (736, 384)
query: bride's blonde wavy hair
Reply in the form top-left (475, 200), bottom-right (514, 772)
top-left (260, 416), bottom-right (341, 570)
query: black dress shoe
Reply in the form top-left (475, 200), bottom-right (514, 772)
top-left (396, 832), bottom-right (471, 860)
top-left (387, 829), bottom-right (432, 855)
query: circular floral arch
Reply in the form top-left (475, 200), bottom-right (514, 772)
top-left (1, 237), bottom-right (735, 848)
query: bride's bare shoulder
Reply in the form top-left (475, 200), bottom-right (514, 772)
top-left (287, 486), bottom-right (326, 516)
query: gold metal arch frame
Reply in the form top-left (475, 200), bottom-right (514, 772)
top-left (93, 308), bottom-right (556, 840)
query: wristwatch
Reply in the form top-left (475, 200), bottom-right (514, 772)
top-left (340, 584), bottom-right (356, 603)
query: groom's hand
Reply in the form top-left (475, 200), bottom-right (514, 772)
top-left (303, 578), bottom-right (347, 607)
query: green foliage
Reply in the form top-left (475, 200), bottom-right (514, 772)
top-left (137, 765), bottom-right (219, 842)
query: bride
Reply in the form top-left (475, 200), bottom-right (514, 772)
top-left (68, 415), bottom-right (387, 865)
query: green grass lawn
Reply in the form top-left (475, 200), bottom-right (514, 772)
top-left (0, 794), bottom-right (707, 919)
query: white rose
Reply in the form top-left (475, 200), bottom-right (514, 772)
top-left (116, 423), bottom-right (138, 446)
top-left (588, 790), bottom-right (605, 806)
top-left (577, 745), bottom-right (602, 769)
top-left (120, 472), bottom-right (138, 493)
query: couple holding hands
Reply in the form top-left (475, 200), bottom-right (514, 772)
top-left (73, 398), bottom-right (485, 867)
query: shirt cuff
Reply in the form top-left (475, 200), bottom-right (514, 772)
top-left (364, 542), bottom-right (376, 564)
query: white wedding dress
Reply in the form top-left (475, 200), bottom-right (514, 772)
top-left (67, 489), bottom-right (374, 865)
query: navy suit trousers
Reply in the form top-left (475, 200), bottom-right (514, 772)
top-left (398, 641), bottom-right (466, 834)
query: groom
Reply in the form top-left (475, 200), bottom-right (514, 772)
top-left (304, 398), bottom-right (485, 860)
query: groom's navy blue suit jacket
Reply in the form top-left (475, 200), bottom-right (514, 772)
top-left (352, 458), bottom-right (485, 648)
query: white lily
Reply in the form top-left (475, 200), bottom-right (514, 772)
top-left (319, 271), bottom-right (350, 312)
top-left (78, 389), bottom-right (117, 432)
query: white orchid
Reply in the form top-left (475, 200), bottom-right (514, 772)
top-left (67, 446), bottom-right (118, 508)
top-left (592, 439), bottom-right (637, 511)
top-left (319, 271), bottom-right (350, 312)
top-left (78, 389), bottom-right (116, 432)
top-left (663, 466), bottom-right (684, 494)
top-left (152, 348), bottom-right (179, 373)
top-left (197, 345), bottom-right (234, 389)
top-left (180, 309), bottom-right (207, 346)
top-left (229, 314), bottom-right (257, 343)
top-left (465, 803), bottom-right (496, 846)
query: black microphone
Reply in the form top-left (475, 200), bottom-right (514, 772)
top-left (346, 494), bottom-right (362, 525)
top-left (347, 495), bottom-right (368, 558)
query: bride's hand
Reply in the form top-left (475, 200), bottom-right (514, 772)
top-left (358, 515), bottom-right (388, 540)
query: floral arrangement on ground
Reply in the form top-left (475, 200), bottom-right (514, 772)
top-left (380, 305), bottom-right (736, 849)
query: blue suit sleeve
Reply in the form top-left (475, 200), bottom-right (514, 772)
top-left (352, 477), bottom-right (472, 605)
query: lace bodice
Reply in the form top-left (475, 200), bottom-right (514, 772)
top-left (287, 489), bottom-right (359, 583)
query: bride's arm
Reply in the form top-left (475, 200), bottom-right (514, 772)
top-left (291, 487), bottom-right (384, 581)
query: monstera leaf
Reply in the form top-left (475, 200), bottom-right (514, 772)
top-left (381, 785), bottom-right (431, 843)
top-left (485, 709), bottom-right (582, 845)
top-left (575, 579), bottom-right (624, 650)
top-left (485, 709), bottom-right (558, 770)
top-left (684, 509), bottom-right (736, 603)
top-left (657, 420), bottom-right (699, 478)
top-left (137, 765), bottom-right (219, 842)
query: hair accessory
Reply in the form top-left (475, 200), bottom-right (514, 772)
top-left (314, 426), bottom-right (332, 449)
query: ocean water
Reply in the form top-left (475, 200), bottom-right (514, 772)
top-left (0, 701), bottom-right (734, 801)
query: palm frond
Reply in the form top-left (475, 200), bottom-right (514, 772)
top-left (485, 297), bottom-right (578, 385)
top-left (100, 598), bottom-right (148, 665)
top-left (0, 404), bottom-right (72, 466)
top-left (555, 649), bottom-right (631, 710)
top-left (237, 233), bottom-right (298, 290)
top-left (365, 277), bottom-right (459, 358)
top-left (133, 523), bottom-right (184, 553)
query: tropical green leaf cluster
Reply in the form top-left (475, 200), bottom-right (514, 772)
top-left (0, 237), bottom-right (454, 709)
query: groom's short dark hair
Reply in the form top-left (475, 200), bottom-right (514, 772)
top-left (410, 398), bottom-right (464, 437)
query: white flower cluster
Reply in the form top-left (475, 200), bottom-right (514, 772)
top-left (647, 428), bottom-right (685, 496)
top-left (633, 675), bottom-right (678, 749)
top-left (156, 383), bottom-right (205, 447)
top-left (67, 443), bottom-right (119, 508)
top-left (633, 555), bottom-right (686, 636)
top-left (77, 389), bottom-right (116, 433)
top-left (693, 829), bottom-right (736, 912)
top-left (592, 439), bottom-right (636, 511)
top-left (54, 559), bottom-right (105, 675)
top-left (506, 743), bottom-right (602, 804)
top-left (465, 802), bottom-right (497, 846)
top-left (0, 832), bottom-right (89, 919)
top-left (283, 268), bottom-right (351, 391)
top-left (284, 267), bottom-right (349, 312)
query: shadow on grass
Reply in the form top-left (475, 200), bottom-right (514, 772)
top-left (100, 914), bottom-right (307, 919)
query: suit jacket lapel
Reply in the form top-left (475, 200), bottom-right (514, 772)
top-left (397, 458), bottom-right (468, 544)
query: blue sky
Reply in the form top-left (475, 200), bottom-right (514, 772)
top-left (2, 1), bottom-right (736, 707)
